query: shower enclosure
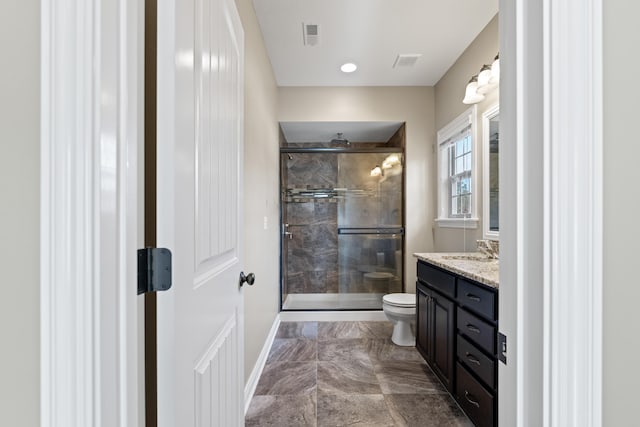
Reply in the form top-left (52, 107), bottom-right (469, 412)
top-left (280, 150), bottom-right (404, 310)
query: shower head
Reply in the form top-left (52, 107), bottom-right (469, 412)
top-left (330, 132), bottom-right (350, 145)
top-left (287, 153), bottom-right (293, 160)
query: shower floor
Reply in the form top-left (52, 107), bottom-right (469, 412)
top-left (282, 293), bottom-right (386, 310)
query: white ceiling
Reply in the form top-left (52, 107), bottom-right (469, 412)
top-left (280, 121), bottom-right (403, 143)
top-left (252, 0), bottom-right (498, 86)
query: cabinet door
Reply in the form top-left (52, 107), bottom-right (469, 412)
top-left (431, 291), bottom-right (455, 392)
top-left (416, 283), bottom-right (433, 361)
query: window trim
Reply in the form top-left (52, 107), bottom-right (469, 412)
top-left (482, 103), bottom-right (500, 240)
top-left (436, 106), bottom-right (479, 228)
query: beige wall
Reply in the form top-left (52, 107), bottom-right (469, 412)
top-left (278, 87), bottom-right (435, 293)
top-left (603, 1), bottom-right (640, 424)
top-left (433, 14), bottom-right (499, 252)
top-left (0, 0), bottom-right (40, 425)
top-left (234, 0), bottom-right (281, 383)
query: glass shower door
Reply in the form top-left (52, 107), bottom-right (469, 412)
top-left (336, 228), bottom-right (404, 309)
top-left (334, 152), bottom-right (404, 309)
top-left (280, 151), bottom-right (404, 311)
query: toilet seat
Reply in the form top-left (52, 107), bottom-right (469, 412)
top-left (382, 293), bottom-right (415, 308)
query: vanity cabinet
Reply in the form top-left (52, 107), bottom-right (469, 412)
top-left (416, 260), bottom-right (498, 427)
top-left (416, 267), bottom-right (455, 392)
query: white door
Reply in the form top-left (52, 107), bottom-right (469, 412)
top-left (156, 0), bottom-right (245, 424)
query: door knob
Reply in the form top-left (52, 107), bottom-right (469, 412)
top-left (239, 271), bottom-right (255, 287)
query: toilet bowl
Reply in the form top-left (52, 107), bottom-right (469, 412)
top-left (363, 271), bottom-right (394, 293)
top-left (382, 293), bottom-right (416, 346)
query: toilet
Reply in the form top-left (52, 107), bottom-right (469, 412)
top-left (363, 271), bottom-right (395, 293)
top-left (382, 293), bottom-right (416, 346)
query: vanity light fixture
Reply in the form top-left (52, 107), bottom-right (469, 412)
top-left (489, 54), bottom-right (500, 84)
top-left (477, 64), bottom-right (497, 94)
top-left (382, 154), bottom-right (400, 169)
top-left (477, 64), bottom-right (493, 89)
top-left (462, 75), bottom-right (485, 105)
top-left (340, 62), bottom-right (357, 73)
top-left (462, 53), bottom-right (500, 104)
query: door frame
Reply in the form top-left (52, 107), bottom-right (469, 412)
top-left (40, 1), bottom-right (604, 426)
top-left (40, 0), bottom-right (142, 425)
top-left (499, 0), bottom-right (603, 425)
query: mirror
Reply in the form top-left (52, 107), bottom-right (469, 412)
top-left (482, 105), bottom-right (499, 239)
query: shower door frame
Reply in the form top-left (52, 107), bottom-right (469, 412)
top-left (279, 146), bottom-right (406, 312)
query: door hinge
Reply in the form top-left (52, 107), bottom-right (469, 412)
top-left (137, 248), bottom-right (172, 295)
top-left (498, 332), bottom-right (507, 364)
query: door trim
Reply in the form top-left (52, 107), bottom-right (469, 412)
top-left (40, 0), bottom-right (141, 425)
top-left (499, 0), bottom-right (603, 425)
top-left (544, 0), bottom-right (603, 424)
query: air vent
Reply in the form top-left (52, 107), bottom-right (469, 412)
top-left (392, 54), bottom-right (422, 68)
top-left (302, 23), bottom-right (319, 46)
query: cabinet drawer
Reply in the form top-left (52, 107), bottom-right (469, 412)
top-left (417, 262), bottom-right (455, 298)
top-left (456, 363), bottom-right (495, 427)
top-left (457, 307), bottom-right (496, 355)
top-left (458, 279), bottom-right (497, 321)
top-left (457, 335), bottom-right (495, 390)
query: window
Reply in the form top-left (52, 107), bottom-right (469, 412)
top-left (449, 133), bottom-right (472, 216)
top-left (436, 107), bottom-right (479, 228)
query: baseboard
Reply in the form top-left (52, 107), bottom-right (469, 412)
top-left (244, 314), bottom-right (281, 415)
top-left (279, 311), bottom-right (387, 322)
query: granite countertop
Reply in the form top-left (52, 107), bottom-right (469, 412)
top-left (413, 252), bottom-right (499, 289)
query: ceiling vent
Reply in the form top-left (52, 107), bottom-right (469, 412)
top-left (392, 54), bottom-right (422, 68)
top-left (302, 23), bottom-right (319, 46)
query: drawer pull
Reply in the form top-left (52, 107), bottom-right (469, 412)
top-left (464, 391), bottom-right (481, 408)
top-left (466, 293), bottom-right (481, 302)
top-left (466, 324), bottom-right (481, 334)
top-left (465, 352), bottom-right (481, 365)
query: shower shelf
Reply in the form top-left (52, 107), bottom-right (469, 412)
top-left (283, 187), bottom-right (376, 202)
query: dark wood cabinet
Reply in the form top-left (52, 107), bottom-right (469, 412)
top-left (416, 284), bottom-right (431, 360)
top-left (416, 259), bottom-right (498, 427)
top-left (416, 281), bottom-right (455, 392)
top-left (456, 362), bottom-right (495, 427)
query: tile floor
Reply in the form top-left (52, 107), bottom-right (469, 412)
top-left (245, 321), bottom-right (472, 427)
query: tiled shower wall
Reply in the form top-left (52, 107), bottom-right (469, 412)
top-left (284, 153), bottom-right (339, 294)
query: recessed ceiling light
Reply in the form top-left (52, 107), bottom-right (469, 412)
top-left (340, 63), bottom-right (357, 73)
